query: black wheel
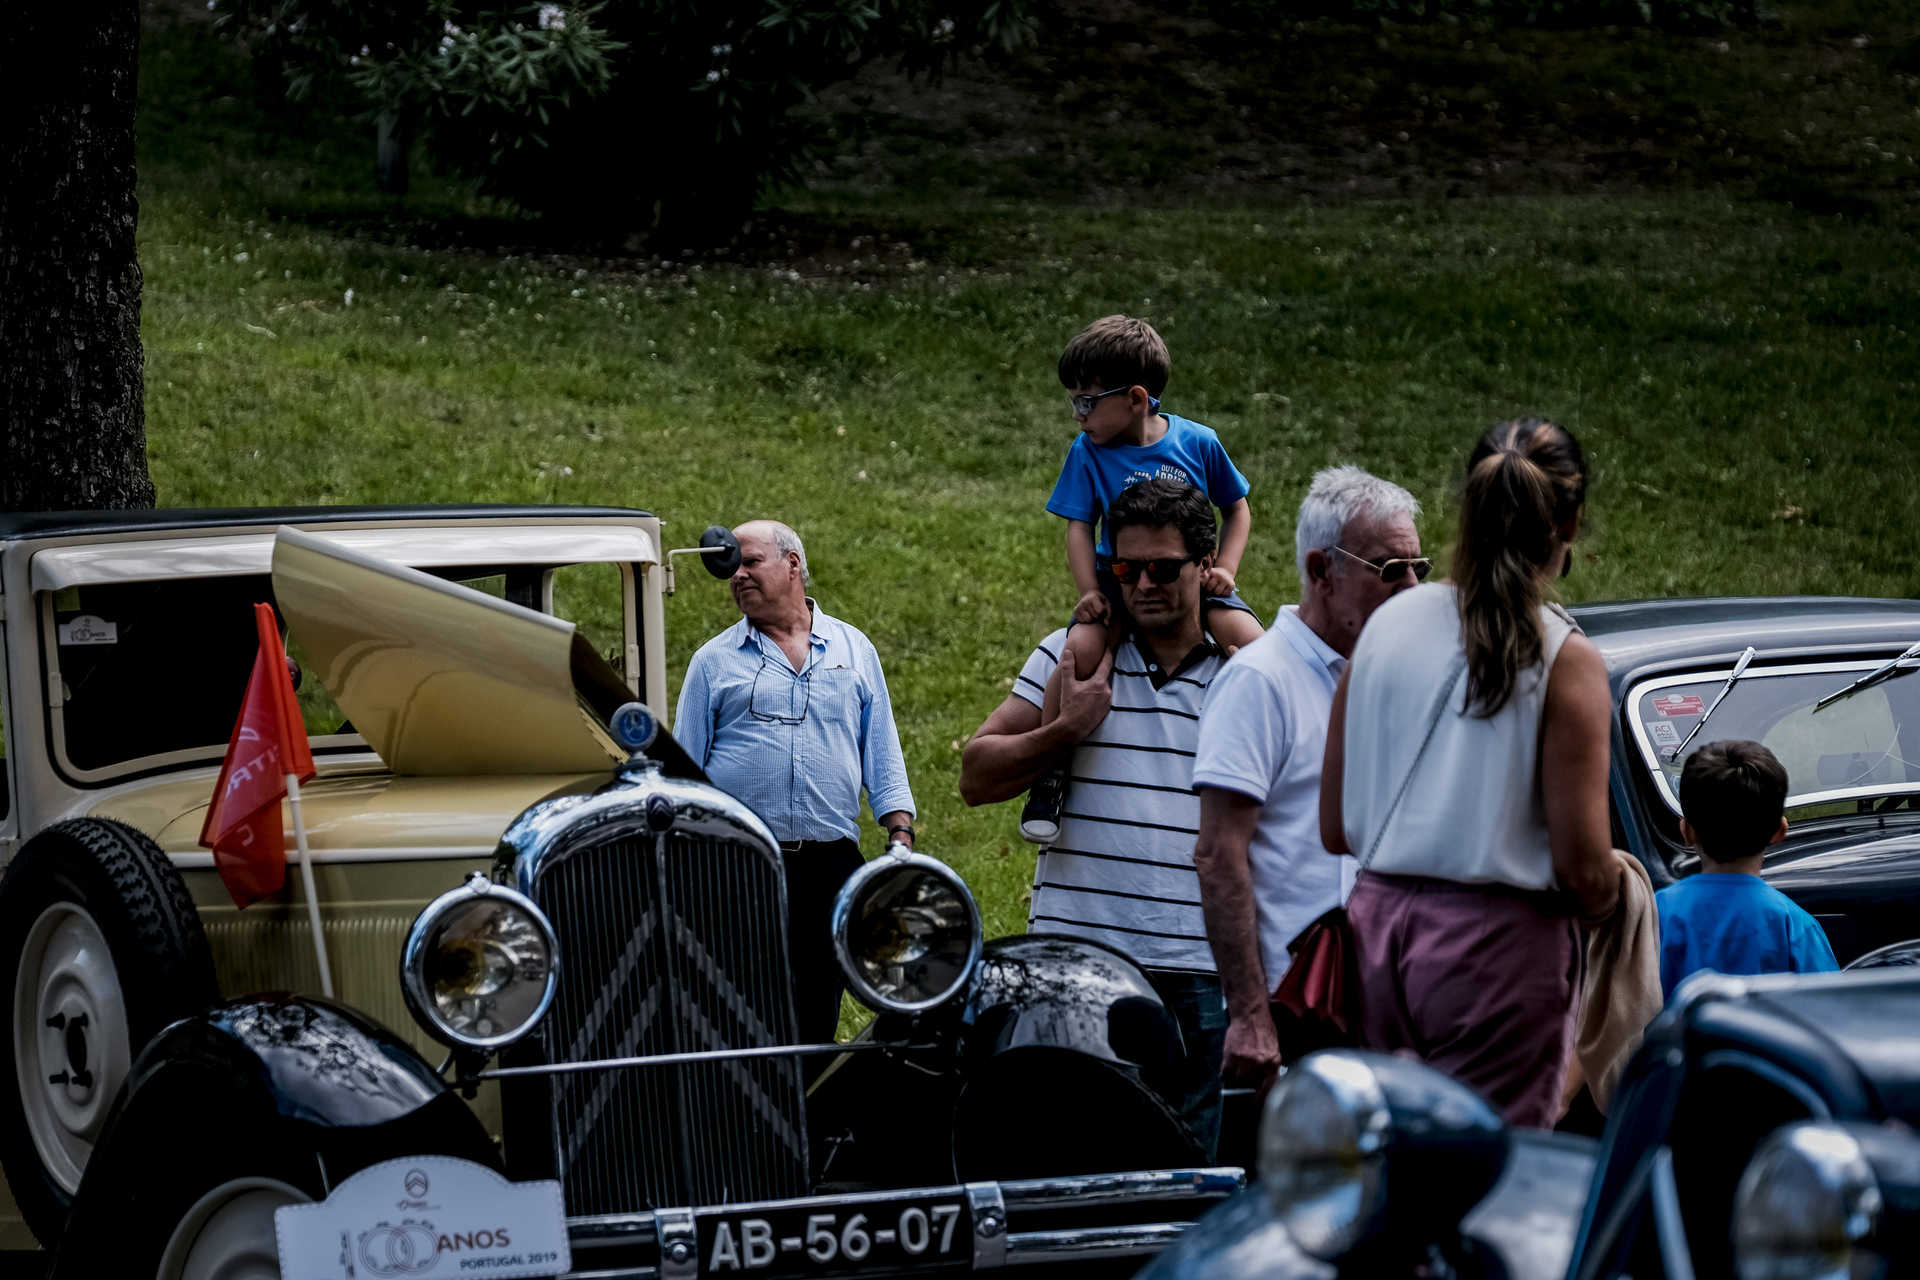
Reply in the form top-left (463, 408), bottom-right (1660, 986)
top-left (0, 819), bottom-right (217, 1246)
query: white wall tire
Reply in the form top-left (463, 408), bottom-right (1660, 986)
top-left (13, 901), bottom-right (134, 1194)
top-left (155, 1177), bottom-right (310, 1280)
top-left (0, 818), bottom-right (217, 1246)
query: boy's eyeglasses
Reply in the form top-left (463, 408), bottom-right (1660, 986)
top-left (1331, 545), bottom-right (1433, 584)
top-left (1066, 386), bottom-right (1133, 417)
top-left (748, 654), bottom-right (811, 723)
top-left (1108, 555), bottom-right (1198, 586)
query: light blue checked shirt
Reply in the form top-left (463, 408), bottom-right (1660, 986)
top-left (674, 600), bottom-right (915, 844)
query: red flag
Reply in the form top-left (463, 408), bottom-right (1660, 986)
top-left (200, 604), bottom-right (316, 908)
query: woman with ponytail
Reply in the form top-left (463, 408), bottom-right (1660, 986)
top-left (1318, 418), bottom-right (1619, 1127)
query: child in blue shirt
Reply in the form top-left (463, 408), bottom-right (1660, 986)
top-left (1656, 739), bottom-right (1838, 1001)
top-left (1020, 315), bottom-right (1263, 842)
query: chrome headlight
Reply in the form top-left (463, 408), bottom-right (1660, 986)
top-left (402, 873), bottom-right (559, 1051)
top-left (832, 850), bottom-right (982, 1015)
top-left (1260, 1052), bottom-right (1392, 1257)
top-left (1260, 1051), bottom-right (1507, 1262)
top-left (1733, 1123), bottom-right (1907, 1280)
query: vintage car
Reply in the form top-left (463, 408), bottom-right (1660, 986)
top-left (1138, 594), bottom-right (1920, 1279)
top-left (0, 508), bottom-right (1240, 1277)
top-left (1141, 964), bottom-right (1920, 1280)
top-left (1584, 595), bottom-right (1920, 963)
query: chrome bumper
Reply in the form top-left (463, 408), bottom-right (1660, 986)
top-left (560, 1166), bottom-right (1246, 1278)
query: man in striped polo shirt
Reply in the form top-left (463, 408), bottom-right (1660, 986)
top-left (960, 478), bottom-right (1230, 1156)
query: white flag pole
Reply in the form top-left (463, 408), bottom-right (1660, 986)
top-left (284, 773), bottom-right (334, 998)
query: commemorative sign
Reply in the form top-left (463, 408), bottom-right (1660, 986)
top-left (275, 1156), bottom-right (569, 1278)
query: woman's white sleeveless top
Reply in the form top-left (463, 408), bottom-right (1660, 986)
top-left (1342, 582), bottom-right (1576, 891)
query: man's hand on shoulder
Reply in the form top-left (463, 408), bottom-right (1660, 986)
top-left (1221, 1006), bottom-right (1282, 1088)
top-left (1052, 645), bottom-right (1114, 741)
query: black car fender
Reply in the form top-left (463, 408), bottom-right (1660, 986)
top-left (52, 995), bottom-right (497, 1274)
top-left (84, 993), bottom-right (494, 1180)
top-left (807, 934), bottom-right (1205, 1186)
top-left (948, 934), bottom-right (1204, 1179)
top-left (956, 934), bottom-right (1188, 1086)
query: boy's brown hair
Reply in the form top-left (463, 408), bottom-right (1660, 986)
top-left (1058, 315), bottom-right (1171, 398)
top-left (1680, 739), bottom-right (1789, 863)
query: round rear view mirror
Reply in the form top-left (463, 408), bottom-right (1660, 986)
top-left (701, 525), bottom-right (741, 578)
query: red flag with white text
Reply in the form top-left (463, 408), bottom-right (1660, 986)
top-left (199, 603), bottom-right (316, 908)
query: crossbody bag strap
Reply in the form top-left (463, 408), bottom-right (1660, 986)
top-left (1357, 653), bottom-right (1467, 874)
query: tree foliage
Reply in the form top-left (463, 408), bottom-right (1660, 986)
top-left (1229, 0), bottom-right (1756, 27)
top-left (217, 0), bottom-right (1035, 242)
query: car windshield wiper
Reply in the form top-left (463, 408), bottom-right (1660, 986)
top-left (1813, 640), bottom-right (1920, 714)
top-left (1666, 645), bottom-right (1756, 760)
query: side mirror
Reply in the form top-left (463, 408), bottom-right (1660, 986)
top-left (699, 525), bottom-right (741, 578)
top-left (665, 525), bottom-right (742, 592)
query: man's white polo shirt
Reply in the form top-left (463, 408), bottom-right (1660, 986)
top-left (1191, 606), bottom-right (1357, 988)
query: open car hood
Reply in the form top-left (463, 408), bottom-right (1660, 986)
top-left (272, 526), bottom-right (627, 775)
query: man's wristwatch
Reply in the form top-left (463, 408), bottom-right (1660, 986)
top-left (887, 824), bottom-right (915, 845)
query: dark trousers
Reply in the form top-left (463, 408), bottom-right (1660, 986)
top-left (780, 838), bottom-right (867, 1047)
top-left (1145, 969), bottom-right (1227, 1162)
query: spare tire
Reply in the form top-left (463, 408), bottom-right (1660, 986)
top-left (0, 818), bottom-right (218, 1247)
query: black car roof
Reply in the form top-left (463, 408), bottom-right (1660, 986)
top-left (0, 505), bottom-right (658, 543)
top-left (1571, 596), bottom-right (1920, 690)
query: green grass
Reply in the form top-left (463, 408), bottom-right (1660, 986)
top-left (133, 6), bottom-right (1920, 957)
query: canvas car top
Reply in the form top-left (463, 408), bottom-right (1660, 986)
top-left (0, 503), bottom-right (656, 542)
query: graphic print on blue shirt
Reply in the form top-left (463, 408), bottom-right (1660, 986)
top-left (1654, 872), bottom-right (1838, 1002)
top-left (1046, 414), bottom-right (1251, 556)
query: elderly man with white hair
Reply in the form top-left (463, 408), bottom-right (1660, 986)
top-left (675, 519), bottom-right (916, 1049)
top-left (1191, 466), bottom-right (1426, 1086)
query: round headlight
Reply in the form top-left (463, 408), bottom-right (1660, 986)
top-left (832, 850), bottom-right (982, 1015)
top-left (402, 874), bottom-right (560, 1051)
top-left (1734, 1124), bottom-right (1883, 1280)
top-left (1259, 1053), bottom-right (1392, 1259)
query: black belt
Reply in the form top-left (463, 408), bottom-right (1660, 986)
top-left (779, 837), bottom-right (853, 854)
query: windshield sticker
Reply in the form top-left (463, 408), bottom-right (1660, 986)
top-left (57, 615), bottom-right (118, 646)
top-left (1652, 694), bottom-right (1705, 718)
top-left (1647, 720), bottom-right (1681, 748)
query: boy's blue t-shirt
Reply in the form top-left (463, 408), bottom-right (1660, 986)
top-left (1655, 872), bottom-right (1838, 1002)
top-left (1046, 414), bottom-right (1250, 557)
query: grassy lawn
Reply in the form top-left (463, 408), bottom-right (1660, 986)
top-left (133, 4), bottom-right (1919, 951)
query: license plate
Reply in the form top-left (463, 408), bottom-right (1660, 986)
top-left (695, 1192), bottom-right (972, 1276)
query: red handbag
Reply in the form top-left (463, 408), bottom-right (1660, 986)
top-left (1269, 906), bottom-right (1360, 1053)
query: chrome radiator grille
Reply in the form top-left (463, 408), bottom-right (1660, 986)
top-left (530, 832), bottom-right (809, 1215)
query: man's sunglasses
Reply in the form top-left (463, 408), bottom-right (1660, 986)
top-left (1108, 555), bottom-right (1197, 586)
top-left (1332, 545), bottom-right (1433, 584)
top-left (1066, 386), bottom-right (1161, 417)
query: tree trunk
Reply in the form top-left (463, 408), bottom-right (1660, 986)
top-left (376, 109), bottom-right (411, 197)
top-left (0, 2), bottom-right (155, 512)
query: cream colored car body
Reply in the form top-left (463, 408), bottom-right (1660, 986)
top-left (0, 507), bottom-right (678, 1248)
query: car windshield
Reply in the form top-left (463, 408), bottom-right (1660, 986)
top-left (1628, 657), bottom-right (1920, 816)
top-left (47, 561), bottom-right (633, 776)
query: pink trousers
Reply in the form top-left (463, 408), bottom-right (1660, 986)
top-left (1346, 871), bottom-right (1579, 1129)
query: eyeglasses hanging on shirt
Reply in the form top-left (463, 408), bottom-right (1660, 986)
top-left (749, 652), bottom-right (813, 724)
